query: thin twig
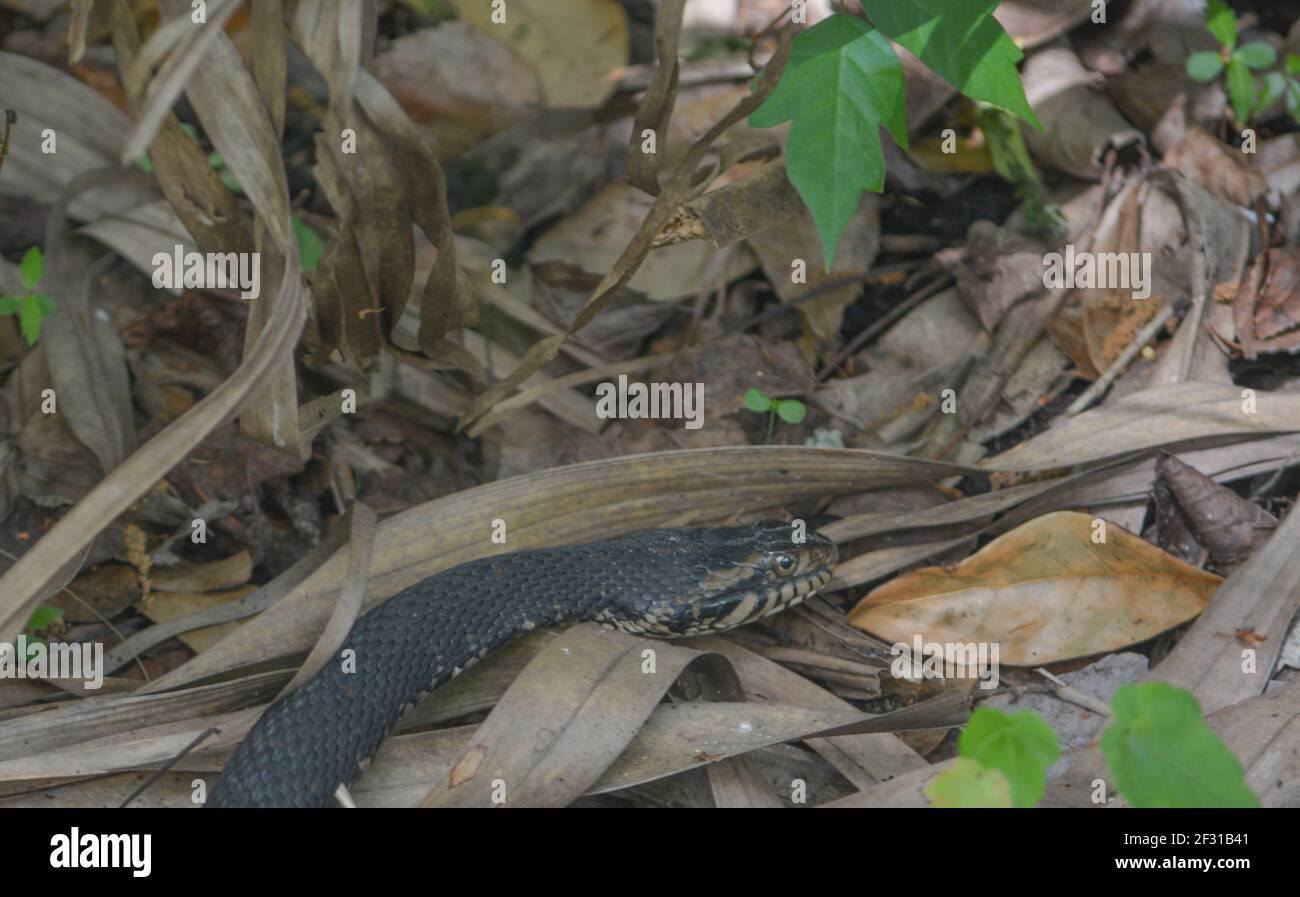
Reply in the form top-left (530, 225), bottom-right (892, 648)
top-left (1034, 667), bottom-right (1112, 717)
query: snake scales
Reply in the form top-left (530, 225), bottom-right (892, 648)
top-left (207, 521), bottom-right (836, 807)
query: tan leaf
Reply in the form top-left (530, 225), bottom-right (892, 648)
top-left (455, 0), bottom-right (628, 109)
top-left (847, 511), bottom-right (1221, 665)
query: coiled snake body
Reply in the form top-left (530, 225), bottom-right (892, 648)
top-left (208, 521), bottom-right (836, 807)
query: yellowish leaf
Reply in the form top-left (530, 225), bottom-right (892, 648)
top-left (847, 511), bottom-right (1221, 665)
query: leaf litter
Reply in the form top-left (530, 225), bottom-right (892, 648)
top-left (0, 0), bottom-right (1296, 810)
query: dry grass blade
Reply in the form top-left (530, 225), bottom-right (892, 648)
top-left (276, 503), bottom-right (376, 698)
top-left (0, 672), bottom-right (285, 765)
top-left (118, 0), bottom-right (244, 165)
top-left (420, 623), bottom-right (741, 807)
top-left (985, 382), bottom-right (1300, 471)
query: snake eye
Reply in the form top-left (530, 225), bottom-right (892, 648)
top-left (774, 553), bottom-right (796, 574)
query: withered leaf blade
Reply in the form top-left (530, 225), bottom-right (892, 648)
top-left (1155, 453), bottom-right (1277, 568)
top-left (420, 623), bottom-right (741, 807)
top-left (847, 511), bottom-right (1222, 665)
top-left (1234, 247), bottom-right (1300, 358)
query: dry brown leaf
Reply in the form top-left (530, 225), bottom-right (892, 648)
top-left (1234, 248), bottom-right (1300, 358)
top-left (372, 23), bottom-right (543, 159)
top-left (1154, 453), bottom-right (1277, 568)
top-left (455, 0), bottom-right (628, 109)
top-left (847, 511), bottom-right (1221, 665)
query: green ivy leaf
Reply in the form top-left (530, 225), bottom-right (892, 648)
top-left (19, 246), bottom-right (43, 291)
top-left (1287, 53), bottom-right (1300, 77)
top-left (17, 294), bottom-right (44, 345)
top-left (1204, 0), bottom-right (1237, 48)
top-left (293, 216), bottom-right (325, 274)
top-left (926, 756), bottom-right (1013, 808)
top-left (1225, 55), bottom-right (1256, 122)
top-left (860, 0), bottom-right (1040, 128)
top-left (1101, 682), bottom-right (1259, 808)
top-left (958, 706), bottom-right (1060, 808)
top-left (750, 13), bottom-right (907, 269)
top-left (1186, 50), bottom-right (1224, 82)
top-left (1287, 78), bottom-right (1300, 123)
top-left (775, 398), bottom-right (807, 424)
top-left (1236, 40), bottom-right (1277, 71)
top-left (743, 387), bottom-right (772, 413)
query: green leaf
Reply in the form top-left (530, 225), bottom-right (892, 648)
top-left (1101, 682), bottom-right (1259, 808)
top-left (1204, 0), bottom-right (1237, 48)
top-left (1287, 78), bottom-right (1300, 122)
top-left (23, 605), bottom-right (62, 637)
top-left (774, 398), bottom-right (806, 424)
top-left (750, 13), bottom-right (906, 269)
top-left (19, 246), bottom-right (43, 291)
top-left (1287, 53), bottom-right (1300, 77)
top-left (1225, 55), bottom-right (1257, 122)
top-left (1236, 40), bottom-right (1276, 71)
top-left (860, 0), bottom-right (1040, 128)
top-left (743, 387), bottom-right (772, 413)
top-left (1257, 71), bottom-right (1286, 110)
top-left (1186, 50), bottom-right (1224, 82)
top-left (0, 295), bottom-right (16, 315)
top-left (293, 216), bottom-right (325, 274)
top-left (926, 757), bottom-right (1014, 808)
top-left (17, 295), bottom-right (44, 345)
top-left (958, 706), bottom-right (1059, 808)
top-left (31, 293), bottom-right (54, 314)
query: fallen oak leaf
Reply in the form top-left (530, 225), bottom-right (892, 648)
top-left (847, 511), bottom-right (1221, 666)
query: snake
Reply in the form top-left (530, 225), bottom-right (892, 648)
top-left (207, 520), bottom-right (837, 807)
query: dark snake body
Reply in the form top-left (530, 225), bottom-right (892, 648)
top-left (208, 521), bottom-right (836, 807)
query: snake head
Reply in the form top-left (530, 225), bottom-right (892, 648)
top-left (606, 520), bottom-right (837, 637)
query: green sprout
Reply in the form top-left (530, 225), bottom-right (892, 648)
top-left (1185, 0), bottom-right (1296, 126)
top-left (0, 247), bottom-right (56, 346)
top-left (744, 387), bottom-right (806, 442)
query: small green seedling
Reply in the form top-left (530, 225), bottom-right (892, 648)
top-left (0, 247), bottom-right (56, 346)
top-left (744, 387), bottom-right (806, 442)
top-left (21, 604), bottom-right (64, 663)
top-left (1185, 0), bottom-right (1294, 126)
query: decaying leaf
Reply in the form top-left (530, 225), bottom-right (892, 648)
top-left (1154, 453), bottom-right (1277, 569)
top-left (847, 511), bottom-right (1221, 665)
top-left (1234, 248), bottom-right (1300, 358)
